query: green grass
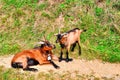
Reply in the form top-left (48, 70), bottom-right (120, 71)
top-left (1, 66), bottom-right (119, 80)
top-left (0, 0), bottom-right (120, 63)
top-left (0, 67), bottom-right (86, 80)
top-left (0, 66), bottom-right (34, 80)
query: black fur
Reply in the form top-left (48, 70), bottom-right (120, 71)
top-left (11, 62), bottom-right (23, 68)
top-left (49, 60), bottom-right (60, 69)
top-left (59, 51), bottom-right (63, 62)
top-left (23, 67), bottom-right (38, 72)
top-left (56, 34), bottom-right (62, 43)
top-left (11, 58), bottom-right (39, 72)
top-left (71, 43), bottom-right (76, 51)
top-left (60, 43), bottom-right (66, 48)
top-left (71, 41), bottom-right (81, 55)
top-left (27, 58), bottom-right (39, 66)
top-left (67, 28), bottom-right (80, 33)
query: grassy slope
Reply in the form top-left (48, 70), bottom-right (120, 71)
top-left (0, 0), bottom-right (120, 63)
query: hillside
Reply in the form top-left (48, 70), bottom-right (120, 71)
top-left (0, 0), bottom-right (120, 79)
top-left (0, 0), bottom-right (120, 62)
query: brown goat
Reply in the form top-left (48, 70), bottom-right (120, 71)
top-left (55, 28), bottom-right (86, 62)
top-left (11, 40), bottom-right (59, 71)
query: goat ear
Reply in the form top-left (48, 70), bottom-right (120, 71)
top-left (37, 41), bottom-right (45, 44)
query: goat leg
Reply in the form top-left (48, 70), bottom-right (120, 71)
top-left (59, 49), bottom-right (63, 62)
top-left (23, 59), bottom-right (38, 72)
top-left (49, 60), bottom-right (60, 69)
top-left (78, 42), bottom-right (81, 55)
top-left (71, 43), bottom-right (76, 52)
top-left (66, 50), bottom-right (73, 62)
top-left (23, 67), bottom-right (38, 72)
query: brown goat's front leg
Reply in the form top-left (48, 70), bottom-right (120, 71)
top-left (59, 48), bottom-right (63, 62)
top-left (66, 50), bottom-right (69, 62)
top-left (65, 50), bottom-right (73, 62)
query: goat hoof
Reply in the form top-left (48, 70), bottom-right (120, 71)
top-left (65, 58), bottom-right (73, 62)
top-left (23, 68), bottom-right (38, 72)
top-left (59, 59), bottom-right (62, 62)
top-left (31, 68), bottom-right (38, 72)
top-left (55, 66), bottom-right (60, 69)
top-left (65, 59), bottom-right (69, 62)
top-left (59, 58), bottom-right (62, 62)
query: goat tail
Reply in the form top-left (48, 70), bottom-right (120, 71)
top-left (83, 29), bottom-right (87, 32)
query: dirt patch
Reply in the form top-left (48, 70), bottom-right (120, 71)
top-left (0, 55), bottom-right (120, 78)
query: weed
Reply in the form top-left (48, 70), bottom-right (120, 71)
top-left (0, 0), bottom-right (120, 63)
top-left (95, 7), bottom-right (104, 16)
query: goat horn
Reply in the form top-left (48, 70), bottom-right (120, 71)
top-left (58, 27), bottom-right (61, 34)
top-left (54, 33), bottom-right (58, 36)
top-left (61, 33), bottom-right (67, 36)
top-left (43, 35), bottom-right (47, 41)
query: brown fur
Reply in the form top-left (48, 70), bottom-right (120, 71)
top-left (11, 41), bottom-right (59, 71)
top-left (56, 28), bottom-right (86, 62)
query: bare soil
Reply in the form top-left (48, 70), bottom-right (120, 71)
top-left (0, 55), bottom-right (120, 79)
